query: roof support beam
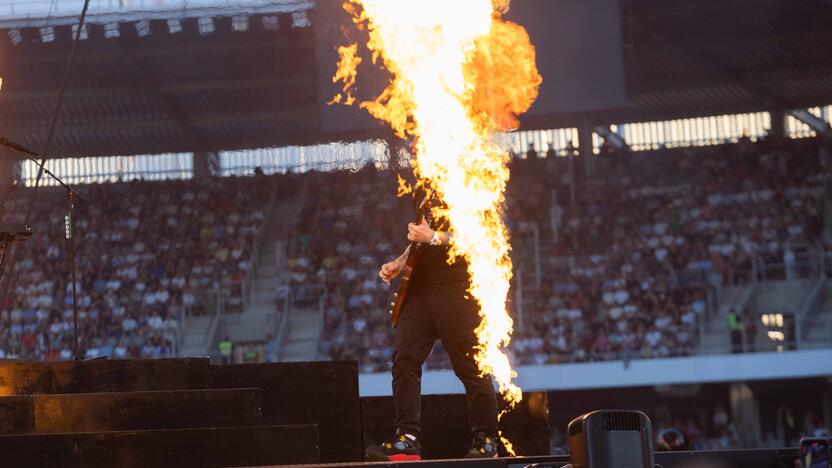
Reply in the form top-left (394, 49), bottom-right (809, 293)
top-left (113, 37), bottom-right (211, 152)
top-left (1, 38), bottom-right (312, 64)
top-left (0, 77), bottom-right (309, 100)
top-left (0, 110), bottom-right (313, 133)
top-left (789, 109), bottom-right (831, 136)
top-left (643, 64), bottom-right (832, 94)
top-left (632, 16), bottom-right (787, 109)
top-left (593, 126), bottom-right (627, 150)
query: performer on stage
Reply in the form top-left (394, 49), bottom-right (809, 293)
top-left (365, 192), bottom-right (500, 461)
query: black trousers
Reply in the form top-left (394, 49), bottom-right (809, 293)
top-left (392, 280), bottom-right (498, 435)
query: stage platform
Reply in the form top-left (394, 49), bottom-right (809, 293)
top-left (236, 449), bottom-right (801, 468)
top-left (0, 358), bottom-right (801, 468)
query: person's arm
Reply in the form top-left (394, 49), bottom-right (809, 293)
top-left (407, 219), bottom-right (453, 246)
top-left (379, 245), bottom-right (411, 285)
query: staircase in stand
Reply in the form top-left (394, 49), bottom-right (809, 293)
top-left (178, 315), bottom-right (219, 358)
top-left (223, 180), bottom-right (304, 344)
top-left (801, 280), bottom-right (832, 347)
top-left (278, 307), bottom-right (321, 362)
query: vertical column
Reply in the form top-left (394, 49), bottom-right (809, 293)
top-left (825, 381), bottom-right (832, 436)
top-left (193, 151), bottom-right (219, 178)
top-left (730, 382), bottom-right (761, 448)
top-left (577, 124), bottom-right (595, 177)
top-left (769, 109), bottom-right (787, 143)
top-left (385, 136), bottom-right (403, 173)
top-left (0, 148), bottom-right (19, 188)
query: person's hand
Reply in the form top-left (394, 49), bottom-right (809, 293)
top-left (379, 257), bottom-right (405, 285)
top-left (407, 219), bottom-right (434, 243)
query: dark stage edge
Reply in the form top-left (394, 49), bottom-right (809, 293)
top-left (210, 361), bottom-right (362, 463)
top-left (0, 357), bottom-right (210, 394)
top-left (235, 449), bottom-right (800, 468)
top-left (0, 424), bottom-right (319, 468)
top-left (0, 388), bottom-right (262, 434)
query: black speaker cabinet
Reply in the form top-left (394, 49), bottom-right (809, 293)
top-left (567, 410), bottom-right (654, 468)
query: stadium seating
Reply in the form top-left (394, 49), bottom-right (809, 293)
top-left (286, 136), bottom-right (830, 371)
top-left (0, 175), bottom-right (271, 360)
top-left (1, 136), bottom-right (828, 367)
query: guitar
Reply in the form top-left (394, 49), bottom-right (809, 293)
top-left (389, 189), bottom-right (433, 328)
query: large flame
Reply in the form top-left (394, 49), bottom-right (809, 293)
top-left (332, 0), bottom-right (541, 438)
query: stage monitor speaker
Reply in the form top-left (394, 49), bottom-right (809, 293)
top-left (567, 409), bottom-right (654, 468)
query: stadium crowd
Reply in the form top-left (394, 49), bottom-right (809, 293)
top-left (0, 134), bottom-right (828, 367)
top-left (511, 137), bottom-right (827, 364)
top-left (287, 135), bottom-right (830, 372)
top-left (0, 175), bottom-right (270, 360)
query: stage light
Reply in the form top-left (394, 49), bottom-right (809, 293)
top-left (292, 11), bottom-right (309, 28)
top-left (40, 26), bottom-right (54, 43)
top-left (105, 22), bottom-right (120, 38)
top-left (167, 19), bottom-right (182, 34)
top-left (261, 15), bottom-right (278, 31)
top-left (232, 15), bottom-right (249, 32)
top-left (567, 410), bottom-right (654, 468)
top-left (8, 29), bottom-right (22, 45)
top-left (198, 17), bottom-right (215, 35)
top-left (135, 20), bottom-right (150, 37)
top-left (72, 24), bottom-right (88, 40)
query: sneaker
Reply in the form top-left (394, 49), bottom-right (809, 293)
top-left (365, 431), bottom-right (422, 461)
top-left (465, 431), bottom-right (499, 458)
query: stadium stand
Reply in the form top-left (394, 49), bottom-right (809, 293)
top-left (0, 175), bottom-right (271, 359)
top-left (1, 134), bottom-right (829, 368)
top-left (284, 134), bottom-right (832, 372)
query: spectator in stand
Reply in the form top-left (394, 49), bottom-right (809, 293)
top-left (727, 309), bottom-right (742, 354)
top-left (218, 336), bottom-right (233, 364)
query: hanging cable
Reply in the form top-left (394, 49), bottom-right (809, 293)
top-left (0, 0), bottom-right (93, 329)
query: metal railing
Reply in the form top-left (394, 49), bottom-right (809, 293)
top-left (726, 250), bottom-right (824, 286)
top-left (512, 313), bottom-right (832, 366)
top-left (241, 175), bottom-right (281, 312)
top-left (272, 289), bottom-right (292, 361)
top-left (514, 264), bottom-right (524, 333)
top-left (203, 296), bottom-right (224, 360)
top-left (313, 291), bottom-right (326, 360)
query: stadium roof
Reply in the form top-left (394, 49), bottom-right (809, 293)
top-left (0, 0), bottom-right (311, 26)
top-left (524, 0), bottom-right (832, 129)
top-left (0, 0), bottom-right (830, 159)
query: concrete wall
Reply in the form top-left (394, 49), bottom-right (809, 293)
top-left (358, 348), bottom-right (832, 396)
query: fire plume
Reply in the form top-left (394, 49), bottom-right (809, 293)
top-left (331, 0), bottom-right (541, 442)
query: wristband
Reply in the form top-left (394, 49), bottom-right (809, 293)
top-left (430, 230), bottom-right (441, 246)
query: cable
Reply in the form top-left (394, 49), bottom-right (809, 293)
top-left (0, 0), bottom-right (92, 337)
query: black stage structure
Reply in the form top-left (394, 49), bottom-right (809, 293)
top-left (0, 358), bottom-right (806, 467)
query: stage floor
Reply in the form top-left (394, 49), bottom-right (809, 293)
top-left (239, 449), bottom-right (800, 468)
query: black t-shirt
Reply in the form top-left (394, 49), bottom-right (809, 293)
top-left (409, 191), bottom-right (469, 284)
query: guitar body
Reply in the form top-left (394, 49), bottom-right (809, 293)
top-left (389, 191), bottom-right (432, 328)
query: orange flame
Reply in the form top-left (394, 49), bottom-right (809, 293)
top-left (328, 43), bottom-right (362, 106)
top-left (331, 0), bottom-right (541, 450)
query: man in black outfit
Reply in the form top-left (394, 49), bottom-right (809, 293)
top-left (365, 194), bottom-right (500, 461)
